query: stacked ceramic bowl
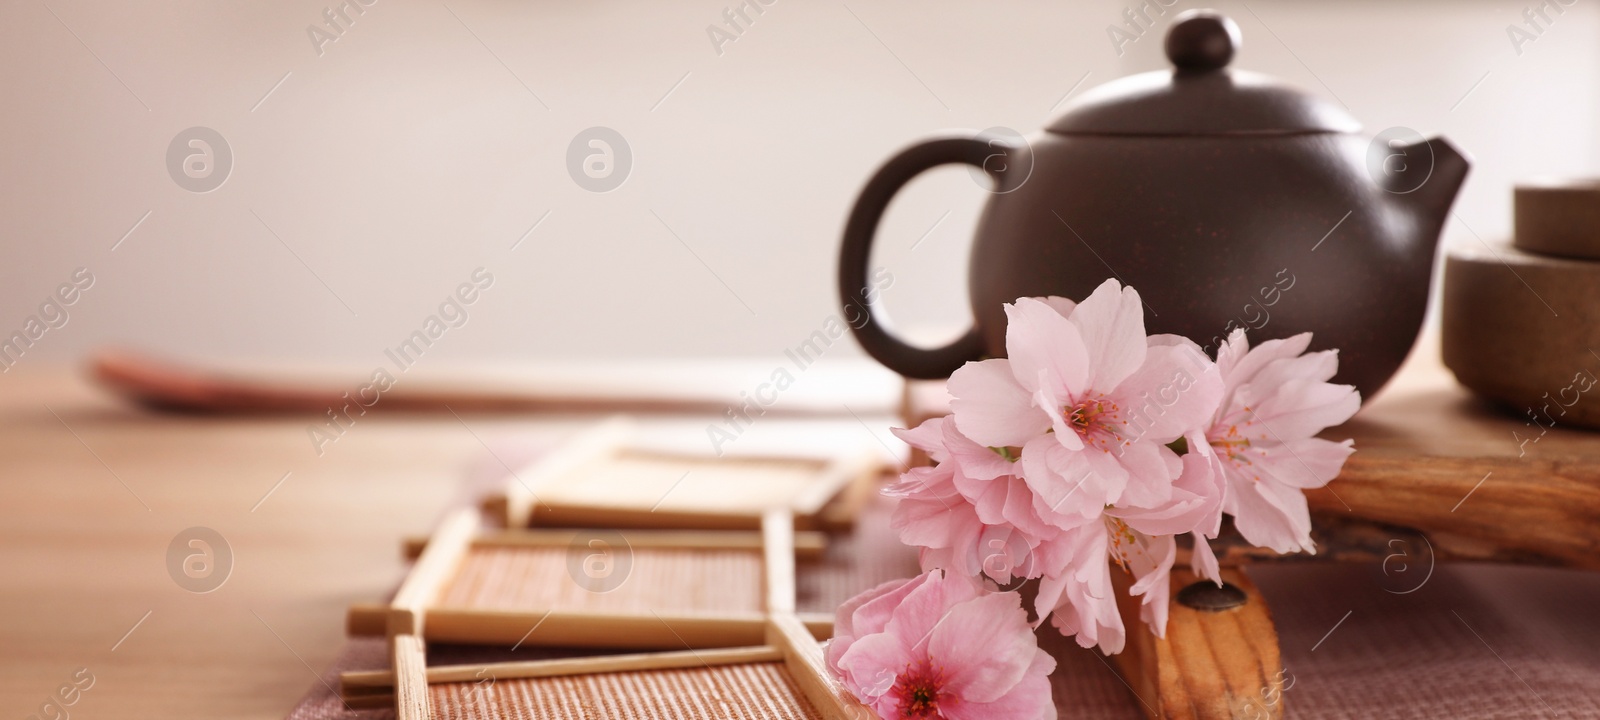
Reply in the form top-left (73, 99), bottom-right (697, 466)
top-left (1443, 179), bottom-right (1600, 429)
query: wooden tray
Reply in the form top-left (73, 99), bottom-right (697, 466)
top-left (488, 418), bottom-right (883, 532)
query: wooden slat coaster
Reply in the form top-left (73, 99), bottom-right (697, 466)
top-left (351, 511), bottom-right (834, 650)
top-left (339, 617), bottom-right (871, 719)
top-left (1111, 568), bottom-right (1285, 720)
top-left (495, 417), bottom-right (883, 531)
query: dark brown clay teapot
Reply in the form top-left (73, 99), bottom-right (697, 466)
top-left (838, 10), bottom-right (1468, 400)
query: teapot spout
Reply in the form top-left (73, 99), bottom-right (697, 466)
top-left (1384, 135), bottom-right (1471, 238)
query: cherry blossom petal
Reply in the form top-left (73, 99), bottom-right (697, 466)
top-left (834, 631), bottom-right (914, 700)
top-left (1050, 571), bottom-right (1125, 655)
top-left (890, 492), bottom-right (972, 550)
top-left (843, 574), bottom-right (934, 641)
top-left (1038, 526), bottom-right (1126, 654)
top-left (1004, 298), bottom-right (1091, 400)
top-left (942, 651), bottom-right (1058, 720)
top-left (1038, 295), bottom-right (1078, 318)
top-left (1189, 533), bottom-right (1222, 585)
top-left (956, 472), bottom-right (1055, 541)
top-left (828, 574), bottom-right (932, 675)
top-left (1022, 437), bottom-right (1124, 524)
top-left (1109, 338), bottom-right (1223, 445)
top-left (1217, 329), bottom-right (1312, 391)
top-left (940, 417), bottom-right (1020, 481)
top-left (1106, 440), bottom-right (1179, 510)
top-left (1066, 279), bottom-right (1149, 394)
top-left (890, 417), bottom-right (951, 465)
top-left (1249, 347), bottom-right (1340, 389)
top-left (950, 359), bottom-right (1051, 448)
top-left (1000, 476), bottom-right (1061, 540)
top-left (1244, 437), bottom-right (1356, 490)
top-left (1223, 467), bottom-right (1316, 554)
top-left (1112, 445), bottom-right (1223, 537)
top-left (1122, 530), bottom-right (1176, 635)
top-left (930, 591), bottom-right (1038, 703)
top-left (1241, 378), bottom-right (1360, 441)
top-left (880, 569), bottom-right (983, 654)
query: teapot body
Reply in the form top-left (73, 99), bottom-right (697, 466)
top-left (969, 131), bottom-right (1429, 399)
top-left (836, 11), bottom-right (1469, 400)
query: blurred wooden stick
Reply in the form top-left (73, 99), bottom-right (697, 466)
top-left (90, 348), bottom-right (896, 416)
top-left (400, 528), bottom-right (829, 561)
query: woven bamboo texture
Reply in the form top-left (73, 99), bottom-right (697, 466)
top-left (428, 660), bottom-right (821, 720)
top-left (438, 546), bottom-right (764, 615)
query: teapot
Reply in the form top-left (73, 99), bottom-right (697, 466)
top-left (838, 10), bottom-right (1468, 400)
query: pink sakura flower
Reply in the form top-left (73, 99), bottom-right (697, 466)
top-left (1031, 444), bottom-right (1224, 655)
top-left (888, 418), bottom-right (1059, 585)
top-left (826, 570), bottom-right (1058, 720)
top-left (947, 280), bottom-right (1223, 525)
top-left (1207, 329), bottom-right (1360, 554)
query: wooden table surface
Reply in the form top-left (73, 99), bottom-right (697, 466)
top-left (0, 363), bottom-right (899, 720)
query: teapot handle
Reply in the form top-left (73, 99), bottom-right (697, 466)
top-left (838, 134), bottom-right (1000, 379)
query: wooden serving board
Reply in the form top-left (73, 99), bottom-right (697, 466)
top-left (1307, 362), bottom-right (1600, 570)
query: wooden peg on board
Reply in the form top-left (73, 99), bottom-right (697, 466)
top-left (1111, 568), bottom-right (1285, 720)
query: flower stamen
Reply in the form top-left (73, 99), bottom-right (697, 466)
top-left (1063, 397), bottom-right (1123, 452)
top-left (891, 661), bottom-right (947, 718)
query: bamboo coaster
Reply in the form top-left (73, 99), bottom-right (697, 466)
top-left (351, 510), bottom-right (833, 651)
top-left (493, 417), bottom-right (883, 531)
top-left (354, 508), bottom-right (865, 719)
top-left (339, 616), bottom-right (871, 720)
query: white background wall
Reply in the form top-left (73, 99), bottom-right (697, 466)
top-left (1, 0), bottom-right (1596, 373)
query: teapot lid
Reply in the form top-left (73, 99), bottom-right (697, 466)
top-left (1046, 10), bottom-right (1360, 136)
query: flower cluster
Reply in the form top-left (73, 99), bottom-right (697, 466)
top-left (828, 280), bottom-right (1360, 720)
top-left (898, 279), bottom-right (1359, 654)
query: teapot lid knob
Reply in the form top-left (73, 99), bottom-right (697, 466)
top-left (1165, 10), bottom-right (1241, 72)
